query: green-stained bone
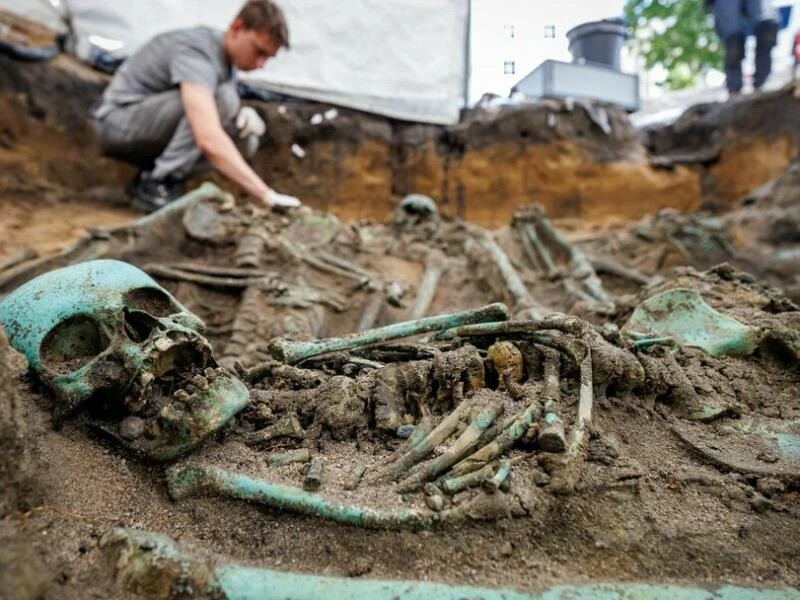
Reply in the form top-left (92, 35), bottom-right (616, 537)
top-left (268, 448), bottom-right (311, 467)
top-left (410, 251), bottom-right (447, 320)
top-left (538, 346), bottom-right (566, 453)
top-left (477, 236), bottom-right (532, 306)
top-left (533, 208), bottom-right (612, 304)
top-left (547, 351), bottom-right (593, 495)
top-left (440, 464), bottom-right (495, 495)
top-left (623, 288), bottom-right (757, 357)
top-left (516, 223), bottom-right (546, 273)
top-left (396, 399), bottom-right (504, 493)
top-left (436, 321), bottom-right (588, 365)
top-left (343, 464), bottom-right (367, 491)
top-left (377, 400), bottom-right (472, 482)
top-left (522, 223), bottom-right (557, 276)
top-left (166, 464), bottom-right (434, 530)
top-left (436, 320), bottom-right (552, 341)
top-left (131, 370), bottom-right (250, 461)
top-left (269, 303), bottom-right (510, 364)
top-left (101, 528), bottom-right (800, 600)
top-left (484, 461), bottom-right (511, 493)
top-left (631, 336), bottom-right (676, 349)
top-left (474, 235), bottom-right (549, 320)
top-left (384, 416), bottom-right (435, 466)
top-left (448, 392), bottom-right (542, 478)
top-left (304, 456), bottom-right (324, 491)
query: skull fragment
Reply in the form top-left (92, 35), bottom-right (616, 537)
top-left (391, 194), bottom-right (440, 230)
top-left (0, 260), bottom-right (248, 460)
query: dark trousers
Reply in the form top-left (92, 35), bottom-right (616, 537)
top-left (713, 0), bottom-right (779, 92)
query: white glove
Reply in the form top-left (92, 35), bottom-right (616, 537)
top-left (262, 188), bottom-right (301, 209)
top-left (236, 106), bottom-right (266, 138)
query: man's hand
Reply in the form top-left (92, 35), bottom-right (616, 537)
top-left (236, 106), bottom-right (266, 138)
top-left (262, 188), bottom-right (301, 209)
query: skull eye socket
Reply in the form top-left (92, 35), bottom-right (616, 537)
top-left (41, 315), bottom-right (110, 373)
top-left (124, 310), bottom-right (161, 343)
top-left (123, 287), bottom-right (178, 318)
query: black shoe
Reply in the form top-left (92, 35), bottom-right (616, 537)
top-left (126, 170), bottom-right (184, 213)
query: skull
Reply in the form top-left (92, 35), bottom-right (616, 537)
top-left (391, 194), bottom-right (439, 230)
top-left (0, 260), bottom-right (248, 460)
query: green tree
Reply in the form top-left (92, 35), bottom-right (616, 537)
top-left (625, 0), bottom-right (723, 90)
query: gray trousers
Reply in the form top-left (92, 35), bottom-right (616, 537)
top-left (713, 0), bottom-right (779, 92)
top-left (95, 85), bottom-right (257, 181)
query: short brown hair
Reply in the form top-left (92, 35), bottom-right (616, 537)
top-left (237, 0), bottom-right (290, 49)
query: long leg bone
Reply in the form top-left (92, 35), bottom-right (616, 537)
top-left (315, 249), bottom-right (382, 282)
top-left (562, 278), bottom-right (598, 306)
top-left (590, 256), bottom-right (652, 286)
top-left (167, 464), bottom-right (434, 530)
top-left (409, 250), bottom-right (448, 320)
top-left (267, 285), bottom-right (347, 312)
top-left (102, 528), bottom-right (795, 598)
top-left (144, 264), bottom-right (272, 289)
top-left (469, 235), bottom-right (549, 320)
top-left (516, 223), bottom-right (544, 274)
top-left (269, 303), bottom-right (510, 364)
top-left (157, 262), bottom-right (273, 279)
top-left (519, 223), bottom-right (558, 277)
top-left (357, 290), bottom-right (385, 331)
top-left (0, 248), bottom-right (38, 273)
top-left (529, 206), bottom-right (615, 308)
top-left (280, 239), bottom-right (371, 286)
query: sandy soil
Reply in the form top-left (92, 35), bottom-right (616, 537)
top-left (1, 186), bottom-right (799, 600)
top-left (1, 16), bottom-right (799, 597)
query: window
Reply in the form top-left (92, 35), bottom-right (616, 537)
top-left (503, 61), bottom-right (515, 75)
top-left (544, 25), bottom-right (556, 39)
top-left (504, 24), bottom-right (515, 39)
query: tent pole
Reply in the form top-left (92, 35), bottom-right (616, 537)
top-left (462, 0), bottom-right (472, 110)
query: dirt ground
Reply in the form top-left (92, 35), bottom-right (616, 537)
top-left (1, 184), bottom-right (799, 600)
top-left (2, 16), bottom-right (800, 600)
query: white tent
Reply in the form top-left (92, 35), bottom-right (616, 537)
top-left (0, 0), bottom-right (469, 125)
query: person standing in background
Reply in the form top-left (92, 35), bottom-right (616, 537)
top-left (706, 0), bottom-right (779, 97)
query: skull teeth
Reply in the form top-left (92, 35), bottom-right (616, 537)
top-left (154, 338), bottom-right (173, 352)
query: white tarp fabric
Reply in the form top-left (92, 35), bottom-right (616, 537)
top-left (1, 0), bottom-right (468, 124)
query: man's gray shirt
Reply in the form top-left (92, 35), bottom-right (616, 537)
top-left (93, 26), bottom-right (236, 119)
